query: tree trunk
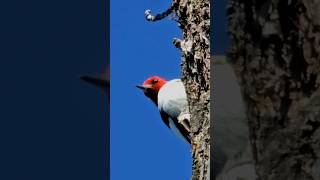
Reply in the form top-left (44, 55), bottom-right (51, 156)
top-left (174, 1), bottom-right (210, 180)
top-left (145, 1), bottom-right (210, 179)
top-left (227, 0), bottom-right (320, 179)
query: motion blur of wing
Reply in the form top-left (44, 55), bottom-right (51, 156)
top-left (212, 55), bottom-right (256, 179)
top-left (80, 72), bottom-right (109, 89)
top-left (80, 66), bottom-right (110, 179)
top-left (80, 67), bottom-right (110, 101)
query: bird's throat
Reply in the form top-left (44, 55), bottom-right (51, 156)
top-left (145, 91), bottom-right (158, 106)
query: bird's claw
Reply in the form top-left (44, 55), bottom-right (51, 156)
top-left (177, 113), bottom-right (190, 122)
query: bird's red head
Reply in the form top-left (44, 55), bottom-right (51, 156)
top-left (142, 76), bottom-right (167, 93)
top-left (136, 76), bottom-right (167, 105)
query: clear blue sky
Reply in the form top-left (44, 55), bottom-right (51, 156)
top-left (110, 0), bottom-right (227, 180)
top-left (110, 1), bottom-right (191, 180)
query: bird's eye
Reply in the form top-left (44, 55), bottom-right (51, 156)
top-left (152, 79), bottom-right (158, 84)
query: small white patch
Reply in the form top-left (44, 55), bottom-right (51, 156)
top-left (177, 113), bottom-right (190, 123)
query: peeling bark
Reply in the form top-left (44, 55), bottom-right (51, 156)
top-left (174, 1), bottom-right (210, 180)
top-left (145, 0), bottom-right (210, 179)
top-left (227, 0), bottom-right (320, 179)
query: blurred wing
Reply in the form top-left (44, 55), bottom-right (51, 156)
top-left (80, 73), bottom-right (109, 89)
top-left (213, 60), bottom-right (250, 176)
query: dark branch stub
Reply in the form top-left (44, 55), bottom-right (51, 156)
top-left (145, 3), bottom-right (176, 22)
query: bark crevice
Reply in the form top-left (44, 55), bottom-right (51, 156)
top-left (228, 0), bottom-right (320, 179)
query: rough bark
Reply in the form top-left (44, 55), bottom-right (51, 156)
top-left (174, 1), bottom-right (210, 180)
top-left (145, 1), bottom-right (210, 179)
top-left (227, 0), bottom-right (320, 179)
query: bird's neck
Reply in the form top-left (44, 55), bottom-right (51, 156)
top-left (146, 82), bottom-right (167, 106)
top-left (150, 96), bottom-right (158, 106)
top-left (146, 91), bottom-right (158, 106)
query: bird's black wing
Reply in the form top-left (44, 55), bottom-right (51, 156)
top-left (160, 111), bottom-right (170, 128)
top-left (160, 111), bottom-right (191, 144)
top-left (172, 117), bottom-right (191, 144)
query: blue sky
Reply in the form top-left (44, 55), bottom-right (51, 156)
top-left (110, 1), bottom-right (191, 180)
top-left (212, 0), bottom-right (229, 54)
top-left (110, 0), bottom-right (227, 180)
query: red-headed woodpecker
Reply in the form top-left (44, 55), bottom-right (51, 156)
top-left (136, 76), bottom-right (191, 144)
top-left (136, 61), bottom-right (254, 178)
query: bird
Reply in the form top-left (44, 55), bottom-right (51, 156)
top-left (136, 76), bottom-right (191, 144)
top-left (136, 59), bottom-right (254, 178)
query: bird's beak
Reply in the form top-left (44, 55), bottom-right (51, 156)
top-left (136, 84), bottom-right (151, 90)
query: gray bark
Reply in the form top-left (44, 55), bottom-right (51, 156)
top-left (227, 0), bottom-right (320, 179)
top-left (174, 1), bottom-right (210, 180)
top-left (145, 1), bottom-right (210, 179)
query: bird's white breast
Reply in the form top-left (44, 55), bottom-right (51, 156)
top-left (157, 79), bottom-right (188, 119)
